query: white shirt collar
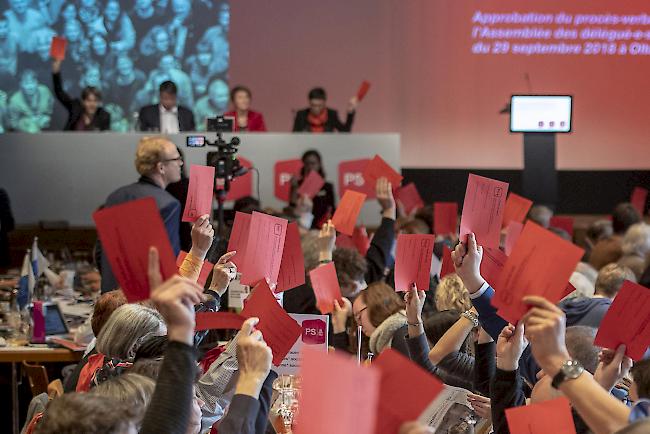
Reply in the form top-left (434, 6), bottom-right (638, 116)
top-left (159, 104), bottom-right (178, 114)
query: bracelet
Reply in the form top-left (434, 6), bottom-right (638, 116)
top-left (407, 320), bottom-right (422, 327)
top-left (461, 310), bottom-right (479, 327)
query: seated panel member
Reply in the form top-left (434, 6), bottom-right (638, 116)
top-left (52, 58), bottom-right (110, 131)
top-left (292, 87), bottom-right (358, 133)
top-left (138, 81), bottom-right (196, 132)
top-left (224, 85), bottom-right (267, 132)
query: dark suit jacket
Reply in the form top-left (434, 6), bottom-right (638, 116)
top-left (292, 108), bottom-right (355, 132)
top-left (99, 176), bottom-right (181, 293)
top-left (0, 188), bottom-right (14, 267)
top-left (138, 104), bottom-right (196, 132)
top-left (52, 72), bottom-right (111, 131)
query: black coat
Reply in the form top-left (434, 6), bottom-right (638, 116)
top-left (292, 108), bottom-right (355, 132)
top-left (52, 72), bottom-right (111, 131)
top-left (138, 104), bottom-right (196, 132)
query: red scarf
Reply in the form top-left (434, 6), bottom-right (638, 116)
top-left (76, 353), bottom-right (105, 392)
top-left (307, 109), bottom-right (328, 133)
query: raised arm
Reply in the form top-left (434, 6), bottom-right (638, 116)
top-left (428, 308), bottom-right (477, 365)
top-left (51, 59), bottom-right (74, 110)
top-left (365, 177), bottom-right (396, 284)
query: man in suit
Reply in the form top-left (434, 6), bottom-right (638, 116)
top-left (99, 136), bottom-right (183, 293)
top-left (138, 81), bottom-right (196, 132)
top-left (292, 87), bottom-right (358, 133)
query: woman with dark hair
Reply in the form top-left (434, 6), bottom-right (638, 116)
top-left (224, 85), bottom-right (267, 132)
top-left (352, 282), bottom-right (410, 357)
top-left (292, 87), bottom-right (358, 133)
top-left (290, 149), bottom-right (336, 228)
top-left (52, 58), bottom-right (110, 131)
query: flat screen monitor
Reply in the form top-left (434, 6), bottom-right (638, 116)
top-left (510, 95), bottom-right (573, 133)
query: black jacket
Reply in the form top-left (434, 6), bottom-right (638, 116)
top-left (52, 72), bottom-right (111, 131)
top-left (292, 108), bottom-right (355, 132)
top-left (138, 104), bottom-right (196, 132)
top-left (0, 188), bottom-right (15, 267)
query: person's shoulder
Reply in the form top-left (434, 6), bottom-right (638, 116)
top-left (295, 108), bottom-right (309, 116)
top-left (178, 105), bottom-right (193, 114)
top-left (139, 104), bottom-right (157, 113)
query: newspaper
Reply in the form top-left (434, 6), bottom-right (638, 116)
top-left (417, 385), bottom-right (482, 433)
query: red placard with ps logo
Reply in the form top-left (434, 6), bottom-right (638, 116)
top-left (338, 158), bottom-right (375, 199)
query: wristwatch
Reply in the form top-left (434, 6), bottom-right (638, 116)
top-left (551, 359), bottom-right (584, 389)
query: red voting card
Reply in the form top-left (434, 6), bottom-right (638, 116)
top-left (394, 234), bottom-right (435, 291)
top-left (93, 197), bottom-right (177, 302)
top-left (50, 36), bottom-right (67, 61)
top-left (335, 233), bottom-right (356, 250)
top-left (331, 190), bottom-right (367, 236)
top-left (338, 158), bottom-right (376, 199)
top-left (460, 174), bottom-right (509, 248)
top-left (502, 193), bottom-right (533, 228)
top-left (182, 164), bottom-right (215, 222)
top-left (631, 187), bottom-right (648, 216)
top-left (353, 226), bottom-right (371, 256)
top-left (294, 348), bottom-right (380, 434)
top-left (492, 222), bottom-right (584, 324)
top-left (550, 216), bottom-right (575, 238)
top-left (296, 170), bottom-right (325, 199)
top-left (195, 312), bottom-right (246, 331)
top-left (309, 262), bottom-right (343, 315)
top-left (373, 349), bottom-right (444, 434)
top-left (395, 183), bottom-right (424, 215)
top-left (506, 397), bottom-right (576, 434)
top-left (241, 281), bottom-right (302, 365)
top-left (594, 280), bottom-right (650, 360)
top-left (440, 245), bottom-right (455, 279)
top-left (176, 251), bottom-right (214, 287)
top-left (505, 221), bottom-right (524, 256)
top-left (240, 212), bottom-right (288, 286)
top-left (227, 212), bottom-right (251, 268)
top-left (361, 155), bottom-right (403, 189)
top-left (434, 202), bottom-right (458, 235)
top-left (225, 157), bottom-right (253, 201)
top-left (356, 80), bottom-right (371, 101)
top-left (274, 159), bottom-right (303, 202)
top-left (481, 247), bottom-right (507, 289)
top-left (275, 222), bottom-right (305, 293)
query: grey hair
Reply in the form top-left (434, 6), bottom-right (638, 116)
top-left (96, 304), bottom-right (166, 359)
top-left (92, 373), bottom-right (156, 410)
top-left (621, 223), bottom-right (650, 257)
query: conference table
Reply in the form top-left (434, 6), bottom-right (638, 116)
top-left (0, 346), bottom-right (83, 434)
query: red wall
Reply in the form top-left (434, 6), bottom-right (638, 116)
top-left (230, 1), bottom-right (650, 170)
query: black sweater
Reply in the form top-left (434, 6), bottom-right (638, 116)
top-left (52, 72), bottom-right (111, 131)
top-left (292, 108), bottom-right (355, 132)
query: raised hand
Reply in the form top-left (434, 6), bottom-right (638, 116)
top-left (594, 345), bottom-right (633, 392)
top-left (208, 251), bottom-right (237, 296)
top-left (522, 296), bottom-right (570, 377)
top-left (189, 214), bottom-right (214, 260)
top-left (317, 219), bottom-right (337, 262)
top-left (451, 233), bottom-right (485, 294)
top-left (235, 317), bottom-right (273, 398)
top-left (331, 297), bottom-right (352, 334)
top-left (495, 322), bottom-right (528, 371)
top-left (376, 177), bottom-right (396, 220)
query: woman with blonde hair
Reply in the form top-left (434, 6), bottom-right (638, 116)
top-left (434, 274), bottom-right (472, 312)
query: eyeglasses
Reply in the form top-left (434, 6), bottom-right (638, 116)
top-left (354, 306), bottom-right (367, 324)
top-left (161, 156), bottom-right (182, 164)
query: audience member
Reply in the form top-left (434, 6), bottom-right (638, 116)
top-left (290, 150), bottom-right (336, 228)
top-left (51, 58), bottom-right (110, 131)
top-left (527, 204), bottom-right (553, 228)
top-left (7, 69), bottom-right (53, 133)
top-left (590, 203), bottom-right (642, 270)
top-left (618, 222), bottom-right (650, 280)
top-left (630, 359), bottom-right (650, 401)
top-left (138, 80), bottom-right (196, 132)
top-left (224, 85), bottom-right (267, 132)
top-left (194, 78), bottom-right (229, 131)
top-left (292, 87), bottom-right (358, 133)
top-left (434, 274), bottom-right (472, 312)
top-left (99, 136), bottom-right (183, 292)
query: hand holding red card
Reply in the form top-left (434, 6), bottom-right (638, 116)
top-left (630, 186), bottom-right (648, 216)
top-left (362, 155), bottom-right (403, 189)
top-left (93, 197), bottom-right (177, 302)
top-left (275, 222), bottom-right (305, 293)
top-left (492, 222), bottom-right (584, 323)
top-left (309, 262), bottom-right (343, 314)
top-left (331, 190), bottom-right (366, 236)
top-left (295, 348), bottom-right (380, 434)
top-left (460, 174), bottom-right (509, 248)
top-left (296, 170), bottom-right (325, 199)
top-left (176, 251), bottom-right (214, 286)
top-left (395, 183), bottom-right (424, 215)
top-left (50, 36), bottom-right (67, 60)
top-left (356, 80), bottom-right (371, 101)
top-left (434, 202), bottom-right (458, 235)
top-left (372, 349), bottom-right (444, 434)
top-left (502, 193), bottom-right (533, 228)
top-left (227, 212), bottom-right (251, 267)
top-left (182, 164), bottom-right (215, 222)
top-left (241, 281), bottom-right (302, 365)
top-left (594, 280), bottom-right (650, 360)
top-left (240, 212), bottom-right (288, 286)
top-left (506, 397), bottom-right (576, 434)
top-left (394, 234), bottom-right (435, 291)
